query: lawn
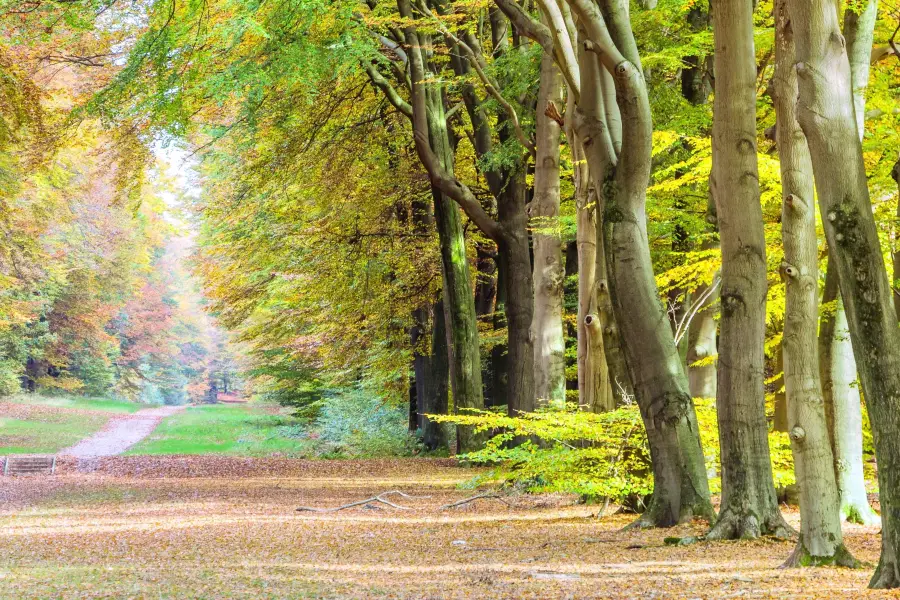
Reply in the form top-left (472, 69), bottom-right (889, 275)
top-left (0, 394), bottom-right (151, 455)
top-left (125, 404), bottom-right (312, 457)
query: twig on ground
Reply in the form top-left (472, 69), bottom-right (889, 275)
top-left (296, 490), bottom-right (430, 513)
top-left (441, 493), bottom-right (511, 509)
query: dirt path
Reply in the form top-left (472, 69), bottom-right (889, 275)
top-left (59, 405), bottom-right (185, 457)
top-left (0, 457), bottom-right (892, 598)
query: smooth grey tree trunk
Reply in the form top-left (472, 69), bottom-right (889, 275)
top-left (568, 0), bottom-right (714, 527)
top-left (789, 0), bottom-right (900, 587)
top-left (774, 0), bottom-right (856, 565)
top-left (569, 101), bottom-right (615, 412)
top-left (823, 0), bottom-right (881, 526)
top-left (532, 52), bottom-right (566, 407)
top-left (707, 0), bottom-right (790, 541)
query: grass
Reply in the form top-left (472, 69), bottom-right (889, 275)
top-left (0, 415), bottom-right (108, 454)
top-left (0, 394), bottom-right (152, 455)
top-left (2, 394), bottom-right (147, 414)
top-left (126, 404), bottom-right (313, 457)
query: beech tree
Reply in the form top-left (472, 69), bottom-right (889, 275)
top-left (788, 0), bottom-right (900, 587)
top-left (707, 0), bottom-right (789, 540)
top-left (773, 0), bottom-right (855, 566)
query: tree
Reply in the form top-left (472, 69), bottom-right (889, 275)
top-left (706, 0), bottom-right (790, 540)
top-left (774, 0), bottom-right (856, 566)
top-left (789, 0), bottom-right (900, 587)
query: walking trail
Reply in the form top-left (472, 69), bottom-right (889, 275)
top-left (60, 405), bottom-right (185, 457)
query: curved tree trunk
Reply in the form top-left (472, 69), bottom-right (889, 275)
top-left (532, 52), bottom-right (566, 407)
top-left (707, 0), bottom-right (790, 541)
top-left (822, 0), bottom-right (881, 526)
top-left (406, 15), bottom-right (485, 452)
top-left (774, 0), bottom-right (856, 565)
top-left (569, 0), bottom-right (713, 527)
top-left (819, 258), bottom-right (878, 525)
top-left (789, 0), bottom-right (900, 587)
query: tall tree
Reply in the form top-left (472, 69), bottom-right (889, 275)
top-left (707, 0), bottom-right (790, 540)
top-left (774, 0), bottom-right (856, 566)
top-left (531, 51), bottom-right (566, 407)
top-left (789, 0), bottom-right (900, 587)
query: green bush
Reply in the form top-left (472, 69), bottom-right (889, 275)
top-left (433, 399), bottom-right (796, 505)
top-left (314, 387), bottom-right (420, 457)
top-left (0, 358), bottom-right (22, 396)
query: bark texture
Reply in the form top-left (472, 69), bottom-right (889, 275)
top-left (531, 52), bottom-right (566, 407)
top-left (789, 0), bottom-right (900, 587)
top-left (570, 110), bottom-right (615, 412)
top-left (707, 0), bottom-right (790, 541)
top-left (774, 0), bottom-right (855, 565)
top-left (571, 0), bottom-right (713, 527)
top-left (400, 4), bottom-right (485, 451)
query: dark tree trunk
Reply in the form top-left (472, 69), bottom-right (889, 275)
top-left (498, 172), bottom-right (535, 414)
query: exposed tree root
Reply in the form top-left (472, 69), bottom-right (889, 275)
top-left (441, 493), bottom-right (511, 509)
top-left (842, 502), bottom-right (881, 527)
top-left (296, 490), bottom-right (429, 513)
top-left (781, 542), bottom-right (861, 569)
top-left (705, 508), bottom-right (795, 541)
top-left (623, 494), bottom-right (714, 530)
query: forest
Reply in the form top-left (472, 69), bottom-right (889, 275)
top-left (3, 0), bottom-right (900, 597)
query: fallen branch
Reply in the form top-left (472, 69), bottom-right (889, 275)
top-left (441, 493), bottom-right (511, 509)
top-left (296, 490), bottom-right (429, 513)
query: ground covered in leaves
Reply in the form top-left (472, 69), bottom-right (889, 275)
top-left (0, 457), bottom-right (892, 599)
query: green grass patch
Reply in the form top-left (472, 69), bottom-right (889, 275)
top-left (0, 393), bottom-right (152, 454)
top-left (126, 404), bottom-right (314, 457)
top-left (0, 415), bottom-right (108, 454)
top-left (3, 394), bottom-right (148, 414)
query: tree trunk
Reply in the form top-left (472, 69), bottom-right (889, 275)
top-left (813, 0), bottom-right (881, 526)
top-left (819, 258), bottom-right (878, 525)
top-left (789, 0), bottom-right (900, 587)
top-left (572, 129), bottom-right (615, 413)
top-left (570, 24), bottom-right (632, 404)
top-left (892, 158), bottom-right (900, 320)
top-left (531, 52), bottom-right (566, 407)
top-left (844, 0), bottom-right (878, 138)
top-left (421, 52), bottom-right (485, 452)
top-left (831, 298), bottom-right (877, 525)
top-left (773, 345), bottom-right (789, 433)
top-left (413, 302), bottom-right (450, 450)
top-left (774, 0), bottom-right (856, 564)
top-left (569, 0), bottom-right (713, 526)
top-left (707, 0), bottom-right (790, 540)
top-left (498, 172), bottom-right (535, 415)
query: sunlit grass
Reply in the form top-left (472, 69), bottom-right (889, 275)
top-left (0, 394), bottom-right (152, 455)
top-left (126, 404), bottom-right (313, 457)
top-left (3, 394), bottom-right (148, 414)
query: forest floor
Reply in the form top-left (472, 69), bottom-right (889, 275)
top-left (0, 457), bottom-right (893, 599)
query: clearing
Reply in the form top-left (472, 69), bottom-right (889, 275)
top-left (0, 395), bottom-right (148, 455)
top-left (0, 456), bottom-right (892, 599)
top-left (61, 405), bottom-right (186, 457)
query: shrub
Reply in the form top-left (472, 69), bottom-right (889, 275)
top-left (314, 387), bottom-right (420, 457)
top-left (433, 399), bottom-right (796, 505)
top-left (0, 358), bottom-right (22, 396)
